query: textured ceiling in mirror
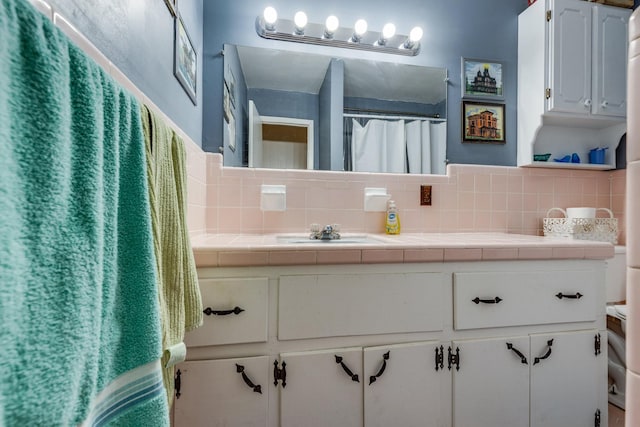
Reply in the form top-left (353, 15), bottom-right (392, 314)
top-left (236, 45), bottom-right (446, 105)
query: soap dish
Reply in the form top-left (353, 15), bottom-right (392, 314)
top-left (533, 153), bottom-right (551, 162)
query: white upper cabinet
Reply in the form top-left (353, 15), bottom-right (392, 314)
top-left (547, 0), bottom-right (593, 115)
top-left (517, 0), bottom-right (630, 169)
top-left (592, 5), bottom-right (630, 117)
top-left (546, 0), bottom-right (629, 117)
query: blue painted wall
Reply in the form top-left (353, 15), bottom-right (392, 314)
top-left (46, 0), bottom-right (204, 146)
top-left (319, 59), bottom-right (344, 170)
top-left (203, 0), bottom-right (528, 167)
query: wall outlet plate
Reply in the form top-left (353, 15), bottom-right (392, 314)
top-left (420, 185), bottom-right (432, 206)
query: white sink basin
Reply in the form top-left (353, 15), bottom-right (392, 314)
top-left (276, 235), bottom-right (386, 244)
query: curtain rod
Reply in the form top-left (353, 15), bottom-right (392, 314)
top-left (343, 113), bottom-right (446, 122)
top-left (343, 107), bottom-right (441, 118)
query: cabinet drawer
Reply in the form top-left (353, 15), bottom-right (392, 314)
top-left (185, 277), bottom-right (268, 346)
top-left (278, 272), bottom-right (445, 340)
top-left (453, 270), bottom-right (597, 330)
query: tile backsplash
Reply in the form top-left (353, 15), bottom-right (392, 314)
top-left (186, 148), bottom-right (626, 243)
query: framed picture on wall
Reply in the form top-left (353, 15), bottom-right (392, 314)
top-left (174, 14), bottom-right (197, 105)
top-left (462, 100), bottom-right (505, 144)
top-left (163, 0), bottom-right (177, 17)
top-left (461, 57), bottom-right (504, 100)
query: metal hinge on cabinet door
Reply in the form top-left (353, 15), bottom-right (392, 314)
top-left (545, 88), bottom-right (551, 99)
top-left (595, 333), bottom-right (601, 356)
top-left (595, 409), bottom-right (601, 427)
top-left (435, 345), bottom-right (444, 371)
top-left (273, 360), bottom-right (287, 388)
top-left (448, 347), bottom-right (460, 371)
top-left (546, 10), bottom-right (551, 22)
top-left (174, 369), bottom-right (182, 399)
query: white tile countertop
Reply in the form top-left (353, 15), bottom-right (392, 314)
top-left (191, 232), bottom-right (614, 268)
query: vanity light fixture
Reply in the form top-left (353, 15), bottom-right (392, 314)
top-left (376, 23), bottom-right (396, 46)
top-left (293, 11), bottom-right (308, 35)
top-left (403, 26), bottom-right (424, 50)
top-left (262, 6), bottom-right (278, 31)
top-left (255, 9), bottom-right (422, 56)
top-left (324, 15), bottom-right (339, 39)
top-left (351, 19), bottom-right (368, 43)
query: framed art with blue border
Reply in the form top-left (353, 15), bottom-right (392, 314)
top-left (461, 57), bottom-right (504, 100)
top-left (174, 14), bottom-right (197, 105)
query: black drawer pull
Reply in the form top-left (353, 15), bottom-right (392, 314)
top-left (369, 351), bottom-right (390, 385)
top-left (555, 292), bottom-right (582, 300)
top-left (472, 296), bottom-right (502, 304)
top-left (335, 355), bottom-right (359, 382)
top-left (506, 342), bottom-right (528, 364)
top-left (203, 306), bottom-right (245, 316)
top-left (236, 364), bottom-right (262, 394)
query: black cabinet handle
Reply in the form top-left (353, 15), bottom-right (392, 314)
top-left (335, 355), bottom-right (359, 382)
top-left (369, 351), bottom-right (390, 385)
top-left (555, 292), bottom-right (582, 300)
top-left (236, 364), bottom-right (262, 394)
top-left (533, 339), bottom-right (554, 365)
top-left (472, 296), bottom-right (502, 304)
top-left (435, 345), bottom-right (444, 371)
top-left (506, 342), bottom-right (528, 364)
top-left (174, 369), bottom-right (181, 399)
top-left (203, 306), bottom-right (245, 316)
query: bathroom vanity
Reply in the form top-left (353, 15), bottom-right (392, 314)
top-left (174, 233), bottom-right (613, 427)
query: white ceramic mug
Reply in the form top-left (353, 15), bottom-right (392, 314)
top-left (566, 207), bottom-right (596, 219)
top-left (565, 207), bottom-right (614, 219)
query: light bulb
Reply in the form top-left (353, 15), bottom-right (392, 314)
top-left (325, 15), bottom-right (339, 33)
top-left (263, 6), bottom-right (277, 30)
top-left (294, 11), bottom-right (308, 33)
top-left (409, 26), bottom-right (423, 43)
top-left (354, 19), bottom-right (368, 36)
top-left (382, 23), bottom-right (396, 40)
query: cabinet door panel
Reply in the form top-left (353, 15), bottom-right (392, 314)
top-left (364, 341), bottom-right (449, 427)
top-left (173, 356), bottom-right (269, 427)
top-left (279, 272), bottom-right (444, 340)
top-left (452, 336), bottom-right (529, 427)
top-left (280, 347), bottom-right (363, 427)
top-left (530, 330), bottom-right (602, 427)
top-left (592, 5), bottom-right (630, 117)
top-left (548, 0), bottom-right (592, 114)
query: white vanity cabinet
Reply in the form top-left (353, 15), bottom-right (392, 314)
top-left (278, 341), bottom-right (449, 427)
top-left (452, 330), bottom-right (603, 427)
top-left (173, 355), bottom-right (270, 427)
top-left (451, 269), bottom-right (606, 427)
top-left (517, 0), bottom-right (630, 168)
top-left (174, 259), bottom-right (607, 427)
top-left (174, 277), bottom-right (271, 427)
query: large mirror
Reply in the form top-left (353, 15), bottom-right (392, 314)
top-left (222, 44), bottom-right (448, 175)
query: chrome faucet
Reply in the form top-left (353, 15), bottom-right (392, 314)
top-left (309, 223), bottom-right (341, 240)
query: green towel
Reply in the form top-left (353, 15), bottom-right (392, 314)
top-left (141, 104), bottom-right (203, 407)
top-left (0, 0), bottom-right (168, 425)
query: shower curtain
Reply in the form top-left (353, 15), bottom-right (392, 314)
top-left (351, 119), bottom-right (406, 173)
top-left (405, 120), bottom-right (447, 175)
top-left (347, 118), bottom-right (446, 174)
